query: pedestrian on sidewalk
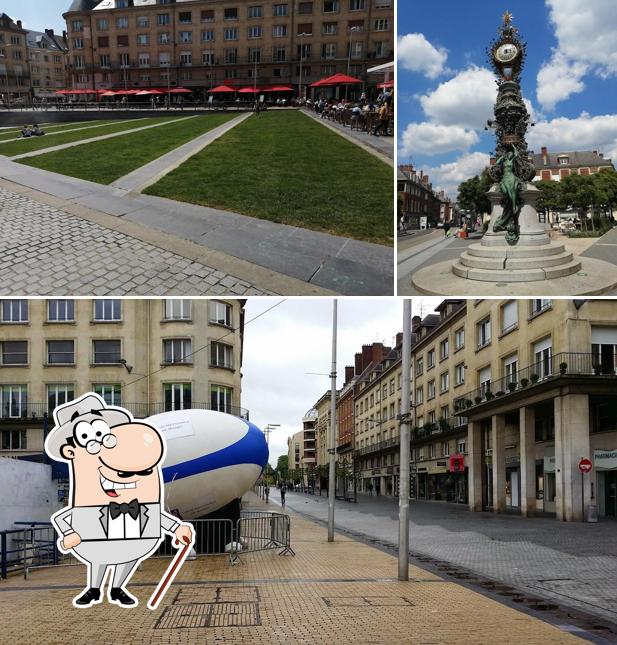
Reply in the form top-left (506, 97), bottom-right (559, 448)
top-left (280, 485), bottom-right (286, 508)
top-left (265, 485), bottom-right (270, 503)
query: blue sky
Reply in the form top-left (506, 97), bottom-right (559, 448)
top-left (398, 0), bottom-right (617, 197)
top-left (3, 1), bottom-right (68, 33)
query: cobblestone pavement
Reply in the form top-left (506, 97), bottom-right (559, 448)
top-left (0, 493), bottom-right (587, 644)
top-left (0, 187), bottom-right (274, 295)
top-left (280, 491), bottom-right (617, 626)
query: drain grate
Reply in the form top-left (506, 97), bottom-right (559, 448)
top-left (322, 596), bottom-right (414, 608)
top-left (173, 585), bottom-right (261, 605)
top-left (156, 602), bottom-right (261, 629)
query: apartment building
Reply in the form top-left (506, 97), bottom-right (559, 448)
top-left (314, 390), bottom-right (330, 489)
top-left (63, 0), bottom-right (393, 94)
top-left (0, 14), bottom-right (30, 103)
top-left (287, 428), bottom-right (304, 471)
top-left (26, 29), bottom-right (70, 97)
top-left (0, 298), bottom-right (245, 459)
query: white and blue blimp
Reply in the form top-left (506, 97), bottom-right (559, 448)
top-left (146, 409), bottom-right (269, 518)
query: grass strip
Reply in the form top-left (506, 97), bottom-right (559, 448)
top-left (19, 114), bottom-right (235, 185)
top-left (0, 119), bottom-right (129, 142)
top-left (144, 110), bottom-right (393, 245)
top-left (0, 117), bottom-right (180, 157)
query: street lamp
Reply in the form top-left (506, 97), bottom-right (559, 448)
top-left (263, 423), bottom-right (280, 446)
top-left (346, 26), bottom-right (361, 101)
top-left (297, 32), bottom-right (310, 103)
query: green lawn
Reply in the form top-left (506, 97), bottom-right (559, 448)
top-left (144, 111), bottom-right (393, 245)
top-left (0, 120), bottom-right (121, 142)
top-left (0, 117), bottom-right (178, 157)
top-left (19, 114), bottom-right (235, 185)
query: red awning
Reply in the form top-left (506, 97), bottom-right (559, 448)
top-left (310, 73), bottom-right (363, 87)
top-left (100, 91), bottom-right (117, 97)
top-left (377, 80), bottom-right (394, 89)
top-left (169, 87), bottom-right (192, 94)
top-left (265, 85), bottom-right (294, 92)
top-left (238, 86), bottom-right (261, 93)
top-left (210, 85), bottom-right (237, 93)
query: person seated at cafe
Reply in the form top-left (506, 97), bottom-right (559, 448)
top-left (350, 104), bottom-right (362, 127)
top-left (21, 125), bottom-right (33, 138)
top-left (31, 124), bottom-right (45, 136)
top-left (372, 103), bottom-right (390, 136)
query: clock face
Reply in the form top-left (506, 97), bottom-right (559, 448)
top-left (495, 43), bottom-right (519, 63)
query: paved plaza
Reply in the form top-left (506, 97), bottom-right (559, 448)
top-left (0, 494), bottom-right (593, 644)
top-left (278, 491), bottom-right (617, 629)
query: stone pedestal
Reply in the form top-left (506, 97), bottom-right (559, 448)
top-left (452, 182), bottom-right (582, 282)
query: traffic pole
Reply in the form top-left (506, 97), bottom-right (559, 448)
top-left (327, 299), bottom-right (338, 542)
top-left (398, 299), bottom-right (412, 580)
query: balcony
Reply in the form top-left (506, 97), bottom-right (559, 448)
top-left (0, 402), bottom-right (249, 422)
top-left (411, 420), bottom-right (467, 444)
top-left (454, 352), bottom-right (617, 414)
top-left (355, 436), bottom-right (399, 457)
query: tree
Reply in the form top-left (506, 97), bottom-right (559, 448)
top-left (592, 169), bottom-right (617, 220)
top-left (535, 180), bottom-right (565, 220)
top-left (560, 174), bottom-right (605, 232)
top-left (276, 455), bottom-right (289, 481)
top-left (457, 171), bottom-right (491, 216)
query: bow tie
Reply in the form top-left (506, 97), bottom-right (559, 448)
top-left (109, 499), bottom-right (140, 521)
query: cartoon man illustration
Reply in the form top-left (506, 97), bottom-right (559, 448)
top-left (45, 393), bottom-right (194, 608)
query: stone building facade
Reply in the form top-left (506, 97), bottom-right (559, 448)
top-left (0, 14), bottom-right (30, 103)
top-left (26, 29), bottom-right (70, 97)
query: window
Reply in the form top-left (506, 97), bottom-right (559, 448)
top-left (164, 383), bottom-right (192, 411)
top-left (92, 339), bottom-right (121, 365)
top-left (71, 20), bottom-right (83, 32)
top-left (73, 38), bottom-right (84, 49)
top-left (163, 339), bottom-right (192, 364)
top-left (248, 26), bottom-right (262, 38)
top-left (98, 36), bottom-right (109, 48)
top-left (415, 357), bottom-right (423, 376)
top-left (47, 340), bottom-right (74, 365)
top-left (224, 7), bottom-right (238, 20)
top-left (119, 53), bottom-right (130, 67)
top-left (273, 46), bottom-right (286, 61)
top-left (202, 50), bottom-right (214, 64)
top-left (201, 9), bottom-right (214, 22)
top-left (248, 5), bottom-right (262, 17)
top-left (531, 299), bottom-right (552, 315)
top-left (350, 0), bottom-right (365, 8)
top-left (209, 301), bottom-right (232, 327)
top-left (439, 338), bottom-right (449, 360)
top-left (137, 34), bottom-right (150, 45)
top-left (97, 19), bottom-right (108, 30)
top-left (427, 349), bottom-right (435, 369)
top-left (299, 2), bottom-right (313, 14)
top-left (100, 54), bottom-right (111, 67)
top-left (249, 47), bottom-right (261, 62)
top-left (94, 384), bottom-right (121, 406)
top-left (322, 22), bottom-right (338, 34)
top-left (375, 0), bottom-right (391, 6)
top-left (93, 299), bottom-right (121, 321)
top-left (297, 23), bottom-right (313, 36)
top-left (179, 52), bottom-right (192, 65)
top-left (504, 354), bottom-right (518, 384)
top-left (1, 341), bottom-right (27, 365)
top-left (117, 35), bottom-right (129, 47)
top-left (0, 429), bottom-right (27, 450)
top-left (273, 3), bottom-right (288, 16)
top-left (225, 28), bottom-right (238, 40)
top-left (177, 30), bottom-right (191, 43)
top-left (350, 41), bottom-right (362, 58)
top-left (48, 300), bottom-right (74, 322)
top-left (211, 384), bottom-right (233, 413)
top-left (1, 300), bottom-right (28, 322)
top-left (273, 25), bottom-right (287, 37)
top-left (202, 30), bottom-right (214, 41)
top-left (502, 300), bottom-right (518, 333)
top-left (164, 299), bottom-right (191, 321)
top-left (158, 14), bottom-right (171, 26)
top-left (479, 366), bottom-right (491, 396)
top-left (210, 341), bottom-right (233, 369)
top-left (415, 386), bottom-right (423, 405)
top-left (440, 371), bottom-right (449, 393)
top-left (374, 18), bottom-right (389, 30)
top-left (321, 43), bottom-right (336, 58)
top-left (0, 385), bottom-right (27, 419)
top-left (534, 338), bottom-right (552, 379)
top-left (558, 157), bottom-right (569, 165)
top-left (374, 40), bottom-right (389, 57)
top-left (429, 444), bottom-right (436, 458)
top-left (323, 0), bottom-right (339, 11)
top-left (427, 380), bottom-right (435, 399)
top-left (477, 317), bottom-right (491, 348)
top-left (116, 17), bottom-right (129, 29)
top-left (137, 16), bottom-right (149, 28)
top-left (455, 363), bottom-right (465, 386)
top-left (179, 11), bottom-right (192, 24)
top-left (458, 440), bottom-right (467, 454)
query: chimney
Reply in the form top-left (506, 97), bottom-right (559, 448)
top-left (422, 175), bottom-right (429, 185)
top-left (412, 315), bottom-right (421, 332)
top-left (361, 344), bottom-right (372, 369)
top-left (599, 153), bottom-right (604, 159)
top-left (344, 366), bottom-right (354, 384)
top-left (395, 332), bottom-right (403, 346)
top-left (541, 146), bottom-right (548, 155)
top-left (371, 342), bottom-right (385, 365)
top-left (63, 30), bottom-right (67, 40)
top-left (17, 20), bottom-right (22, 29)
top-left (354, 352), bottom-right (362, 375)
top-left (541, 146), bottom-right (548, 166)
top-left (45, 29), bottom-right (54, 37)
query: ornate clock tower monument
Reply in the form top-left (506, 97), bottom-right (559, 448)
top-left (410, 12), bottom-right (617, 295)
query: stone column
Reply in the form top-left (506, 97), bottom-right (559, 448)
top-left (554, 394), bottom-right (591, 522)
top-left (467, 421), bottom-right (483, 512)
top-left (492, 414), bottom-right (506, 513)
top-left (519, 406), bottom-right (536, 517)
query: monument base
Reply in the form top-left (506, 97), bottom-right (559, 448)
top-left (411, 256), bottom-right (617, 296)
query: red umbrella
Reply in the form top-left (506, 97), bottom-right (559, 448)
top-left (210, 85), bottom-right (237, 93)
top-left (149, 89), bottom-right (165, 95)
top-left (136, 90), bottom-right (153, 96)
top-left (265, 85), bottom-right (294, 92)
top-left (238, 87), bottom-right (260, 93)
top-left (377, 80), bottom-right (394, 89)
top-left (169, 87), bottom-right (192, 94)
top-left (310, 73), bottom-right (363, 87)
top-left (100, 91), bottom-right (116, 97)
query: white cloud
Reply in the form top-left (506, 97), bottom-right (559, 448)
top-left (419, 67), bottom-right (496, 130)
top-left (398, 33), bottom-right (448, 79)
top-left (399, 122), bottom-right (479, 157)
top-left (426, 152), bottom-right (491, 198)
top-left (536, 51), bottom-right (587, 111)
top-left (536, 0), bottom-right (617, 110)
top-left (528, 112), bottom-right (617, 161)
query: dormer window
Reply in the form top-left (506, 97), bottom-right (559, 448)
top-left (558, 156), bottom-right (569, 165)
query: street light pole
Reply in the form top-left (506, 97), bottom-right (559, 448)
top-left (297, 32), bottom-right (309, 103)
top-left (346, 27), bottom-right (359, 101)
top-left (327, 299), bottom-right (338, 542)
top-left (398, 299), bottom-right (412, 581)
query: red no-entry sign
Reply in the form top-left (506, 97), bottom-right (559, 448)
top-left (579, 458), bottom-right (593, 473)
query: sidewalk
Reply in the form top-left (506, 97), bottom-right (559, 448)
top-left (0, 493), bottom-right (586, 644)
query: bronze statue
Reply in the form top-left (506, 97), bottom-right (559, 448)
top-left (493, 145), bottom-right (522, 242)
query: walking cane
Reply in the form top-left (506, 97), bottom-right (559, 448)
top-left (147, 536), bottom-right (193, 610)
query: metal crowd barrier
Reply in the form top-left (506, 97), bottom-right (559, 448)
top-left (1, 511), bottom-right (294, 579)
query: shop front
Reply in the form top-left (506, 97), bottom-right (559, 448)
top-left (505, 456), bottom-right (520, 510)
top-left (537, 451), bottom-right (556, 514)
top-left (595, 448), bottom-right (617, 518)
